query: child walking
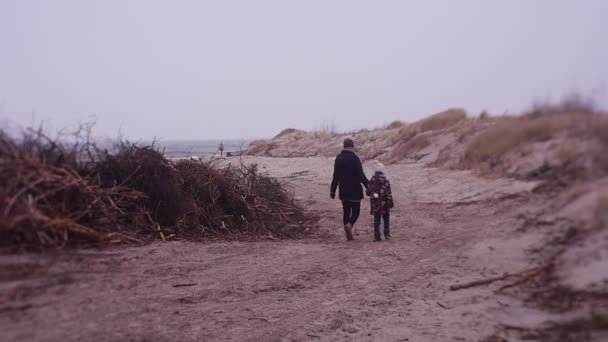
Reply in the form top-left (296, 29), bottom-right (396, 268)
top-left (366, 162), bottom-right (394, 241)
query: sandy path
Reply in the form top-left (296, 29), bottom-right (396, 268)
top-left (1, 157), bottom-right (544, 341)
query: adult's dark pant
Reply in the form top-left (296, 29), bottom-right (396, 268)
top-left (342, 201), bottom-right (361, 226)
top-left (373, 213), bottom-right (390, 240)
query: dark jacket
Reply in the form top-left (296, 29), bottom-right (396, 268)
top-left (366, 171), bottom-right (394, 215)
top-left (330, 149), bottom-right (369, 201)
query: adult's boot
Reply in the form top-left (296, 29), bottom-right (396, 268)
top-left (344, 224), bottom-right (354, 241)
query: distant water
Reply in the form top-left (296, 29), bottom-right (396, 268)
top-left (155, 139), bottom-right (250, 159)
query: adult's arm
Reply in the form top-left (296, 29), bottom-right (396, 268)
top-left (330, 158), bottom-right (339, 197)
top-left (356, 156), bottom-right (369, 189)
top-left (365, 176), bottom-right (374, 196)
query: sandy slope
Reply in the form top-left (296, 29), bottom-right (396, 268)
top-left (0, 157), bottom-right (603, 341)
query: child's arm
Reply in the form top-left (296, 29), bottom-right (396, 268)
top-left (386, 180), bottom-right (394, 208)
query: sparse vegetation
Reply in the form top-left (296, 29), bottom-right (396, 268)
top-left (273, 128), bottom-right (302, 139)
top-left (311, 120), bottom-right (338, 141)
top-left (247, 102), bottom-right (607, 183)
top-left (419, 108), bottom-right (467, 132)
top-left (556, 145), bottom-right (579, 164)
top-left (463, 116), bottom-right (570, 165)
top-left (593, 115), bottom-right (608, 144)
top-left (592, 196), bottom-right (608, 231)
top-left (488, 313), bottom-right (608, 341)
top-left (390, 124), bottom-right (419, 145)
top-left (527, 93), bottom-right (597, 118)
top-left (385, 120), bottom-right (406, 130)
top-left (246, 139), bottom-right (277, 155)
top-left (592, 115), bottom-right (608, 171)
top-left (402, 133), bottom-right (431, 153)
top-left (389, 132), bottom-right (431, 162)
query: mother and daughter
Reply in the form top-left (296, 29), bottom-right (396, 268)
top-left (330, 138), bottom-right (394, 242)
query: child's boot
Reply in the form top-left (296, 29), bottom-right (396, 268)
top-left (373, 226), bottom-right (381, 242)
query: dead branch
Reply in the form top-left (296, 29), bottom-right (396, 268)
top-left (450, 273), bottom-right (518, 291)
top-left (0, 128), bottom-right (314, 252)
top-left (172, 283), bottom-right (197, 287)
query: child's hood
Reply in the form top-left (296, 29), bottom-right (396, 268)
top-left (372, 161), bottom-right (385, 174)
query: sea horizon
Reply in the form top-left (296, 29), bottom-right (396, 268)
top-left (152, 138), bottom-right (251, 158)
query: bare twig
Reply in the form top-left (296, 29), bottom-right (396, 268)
top-left (172, 283), bottom-right (198, 288)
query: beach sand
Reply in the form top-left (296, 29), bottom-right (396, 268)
top-left (0, 156), bottom-right (594, 341)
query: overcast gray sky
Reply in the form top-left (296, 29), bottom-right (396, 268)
top-left (1, 1), bottom-right (607, 140)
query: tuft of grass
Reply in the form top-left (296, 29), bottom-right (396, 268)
top-left (49, 273), bottom-right (76, 286)
top-left (592, 115), bottom-right (608, 145)
top-left (547, 313), bottom-right (608, 339)
top-left (344, 128), bottom-right (371, 135)
top-left (556, 145), bottom-right (579, 164)
top-left (390, 133), bottom-right (431, 161)
top-left (391, 124), bottom-right (419, 144)
top-left (386, 120), bottom-right (406, 130)
top-left (419, 108), bottom-right (467, 132)
top-left (527, 93), bottom-right (597, 118)
top-left (593, 116), bottom-right (608, 172)
top-left (311, 121), bottom-right (338, 141)
top-left (246, 139), bottom-right (277, 155)
top-left (463, 116), bottom-right (571, 164)
top-left (592, 196), bottom-right (608, 231)
top-left (273, 128), bottom-right (301, 139)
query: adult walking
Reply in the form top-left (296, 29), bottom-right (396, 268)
top-left (330, 138), bottom-right (369, 240)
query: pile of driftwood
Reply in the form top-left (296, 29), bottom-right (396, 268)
top-left (0, 129), bottom-right (311, 252)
